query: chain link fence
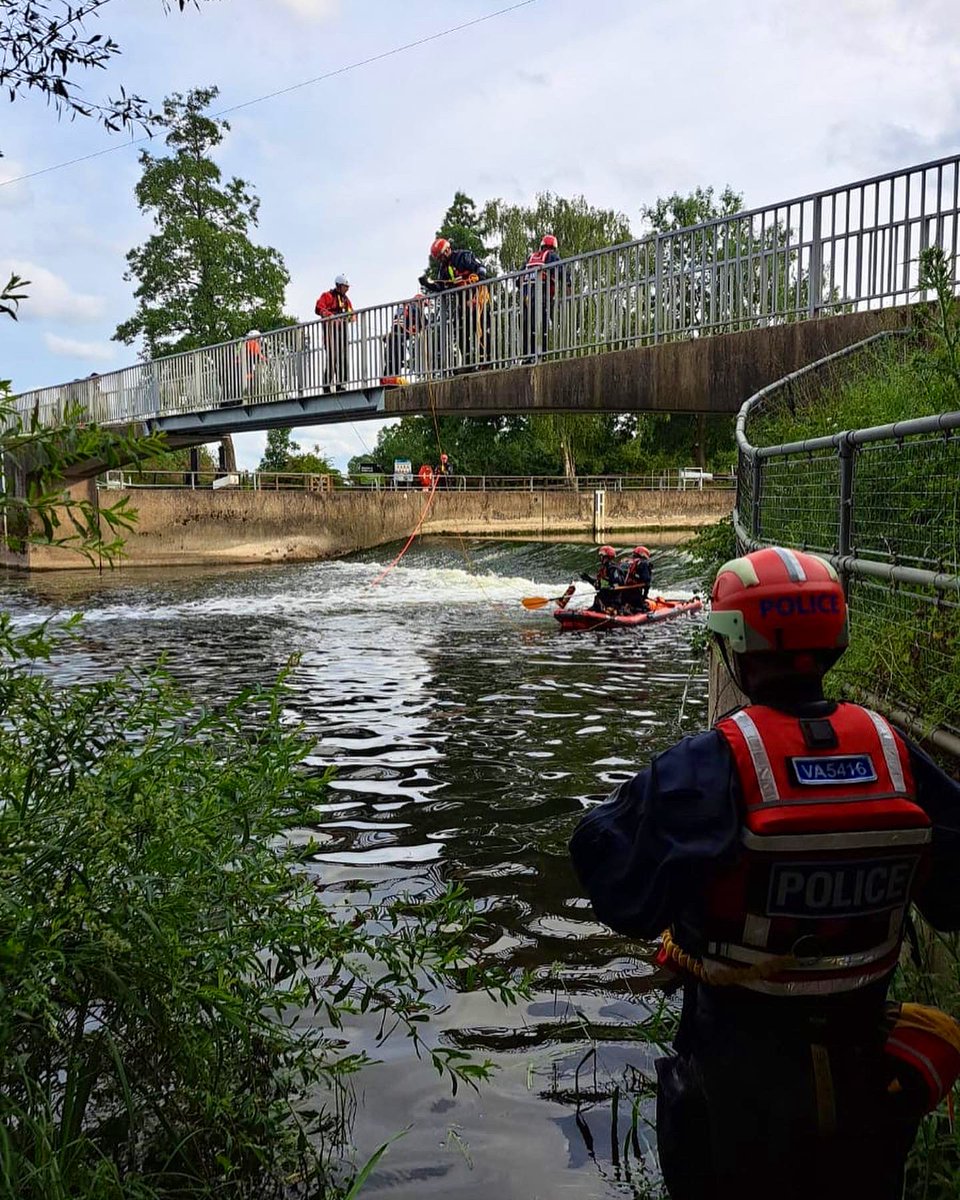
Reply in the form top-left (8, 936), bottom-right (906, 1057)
top-left (735, 332), bottom-right (960, 754)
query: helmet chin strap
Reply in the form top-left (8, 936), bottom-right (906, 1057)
top-left (715, 634), bottom-right (740, 690)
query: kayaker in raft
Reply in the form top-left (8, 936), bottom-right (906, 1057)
top-left (570, 546), bottom-right (960, 1200)
top-left (581, 545), bottom-right (624, 612)
top-left (619, 545), bottom-right (652, 612)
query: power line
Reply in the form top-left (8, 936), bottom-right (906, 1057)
top-left (1, 0), bottom-right (540, 187)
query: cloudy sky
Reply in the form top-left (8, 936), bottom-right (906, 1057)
top-left (3, 0), bottom-right (959, 469)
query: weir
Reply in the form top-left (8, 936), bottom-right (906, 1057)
top-left (1, 482), bottom-right (733, 571)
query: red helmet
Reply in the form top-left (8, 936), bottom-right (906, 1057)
top-left (707, 547), bottom-right (848, 655)
top-left (541, 234), bottom-right (558, 250)
top-left (430, 237), bottom-right (451, 260)
top-left (632, 545), bottom-right (651, 558)
top-left (598, 545), bottom-right (616, 558)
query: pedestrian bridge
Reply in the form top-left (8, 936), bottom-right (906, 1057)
top-left (12, 154), bottom-right (960, 445)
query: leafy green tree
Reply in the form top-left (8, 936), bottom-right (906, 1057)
top-left (481, 192), bottom-right (634, 480)
top-left (114, 86), bottom-right (292, 358)
top-left (482, 192), bottom-right (633, 273)
top-left (433, 191), bottom-right (490, 265)
top-left (258, 427), bottom-right (340, 477)
top-left (258, 428), bottom-right (295, 472)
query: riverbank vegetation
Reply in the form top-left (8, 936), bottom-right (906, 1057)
top-left (0, 382), bottom-right (526, 1198)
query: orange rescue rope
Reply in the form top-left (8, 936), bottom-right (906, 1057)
top-left (370, 476), bottom-right (439, 587)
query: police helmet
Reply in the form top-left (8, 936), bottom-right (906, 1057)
top-left (707, 547), bottom-right (848, 656)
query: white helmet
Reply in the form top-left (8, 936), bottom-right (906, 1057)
top-left (247, 329), bottom-right (260, 337)
top-left (335, 273), bottom-right (350, 287)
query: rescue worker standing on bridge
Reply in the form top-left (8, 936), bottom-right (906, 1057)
top-left (522, 233), bottom-right (562, 361)
top-left (420, 238), bottom-right (490, 372)
top-left (315, 274), bottom-right (354, 393)
top-left (571, 546), bottom-right (960, 1200)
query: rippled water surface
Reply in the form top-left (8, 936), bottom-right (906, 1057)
top-left (0, 538), bottom-right (708, 1199)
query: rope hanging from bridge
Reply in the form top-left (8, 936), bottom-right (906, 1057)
top-left (369, 474), bottom-right (440, 586)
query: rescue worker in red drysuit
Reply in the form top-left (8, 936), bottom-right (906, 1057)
top-left (315, 274), bottom-right (354, 392)
top-left (620, 545), bottom-right (652, 613)
top-left (570, 547), bottom-right (960, 1200)
top-left (521, 233), bottom-right (564, 361)
top-left (419, 237), bottom-right (490, 372)
top-left (581, 545), bottom-right (625, 612)
top-left (436, 451), bottom-right (453, 490)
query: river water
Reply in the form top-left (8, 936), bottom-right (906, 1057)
top-left (0, 537), bottom-right (707, 1200)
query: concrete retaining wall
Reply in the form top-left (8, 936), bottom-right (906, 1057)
top-left (1, 485), bottom-right (733, 570)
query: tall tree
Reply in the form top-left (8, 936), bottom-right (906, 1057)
top-left (482, 192), bottom-right (632, 273)
top-left (481, 192), bottom-right (633, 481)
top-left (434, 191), bottom-right (490, 264)
top-left (114, 86), bottom-right (292, 358)
top-left (258, 429), bottom-right (296, 472)
top-left (258, 428), bottom-right (339, 477)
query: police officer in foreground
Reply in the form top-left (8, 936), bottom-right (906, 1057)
top-left (570, 546), bottom-right (960, 1200)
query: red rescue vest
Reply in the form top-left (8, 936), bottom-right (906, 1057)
top-left (698, 703), bottom-right (930, 996)
top-left (525, 249), bottom-right (557, 295)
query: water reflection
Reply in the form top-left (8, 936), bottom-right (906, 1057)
top-left (0, 537), bottom-right (703, 1199)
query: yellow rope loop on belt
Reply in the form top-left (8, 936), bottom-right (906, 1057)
top-left (660, 928), bottom-right (800, 987)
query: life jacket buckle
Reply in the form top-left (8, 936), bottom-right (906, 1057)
top-left (791, 934), bottom-right (826, 965)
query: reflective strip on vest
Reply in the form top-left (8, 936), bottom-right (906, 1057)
top-left (864, 709), bottom-right (906, 793)
top-left (729, 709), bottom-right (778, 802)
top-left (703, 930), bottom-right (902, 996)
top-left (740, 827), bottom-right (931, 852)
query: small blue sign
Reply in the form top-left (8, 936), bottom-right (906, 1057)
top-left (791, 754), bottom-right (877, 785)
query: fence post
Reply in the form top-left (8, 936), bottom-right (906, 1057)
top-left (838, 434), bottom-right (855, 596)
top-left (808, 195), bottom-right (823, 318)
top-left (654, 234), bottom-right (663, 342)
top-left (751, 453), bottom-right (763, 543)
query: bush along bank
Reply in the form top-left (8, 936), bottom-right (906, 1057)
top-left (0, 389), bottom-right (527, 1200)
top-left (0, 651), bottom-right (527, 1200)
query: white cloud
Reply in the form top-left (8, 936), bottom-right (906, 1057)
top-left (2, 261), bottom-right (105, 323)
top-left (272, 0), bottom-right (339, 20)
top-left (43, 334), bottom-right (117, 363)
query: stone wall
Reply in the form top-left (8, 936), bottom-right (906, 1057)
top-left (0, 484), bottom-right (733, 570)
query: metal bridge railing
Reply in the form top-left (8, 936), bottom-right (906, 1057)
top-left (734, 331), bottom-right (960, 752)
top-left (13, 154), bottom-right (960, 428)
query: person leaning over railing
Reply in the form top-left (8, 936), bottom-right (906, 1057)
top-left (419, 238), bottom-right (490, 373)
top-left (570, 546), bottom-right (960, 1200)
top-left (315, 274), bottom-right (355, 393)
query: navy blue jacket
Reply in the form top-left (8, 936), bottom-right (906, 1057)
top-left (569, 710), bottom-right (960, 942)
top-left (421, 249), bottom-right (488, 293)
